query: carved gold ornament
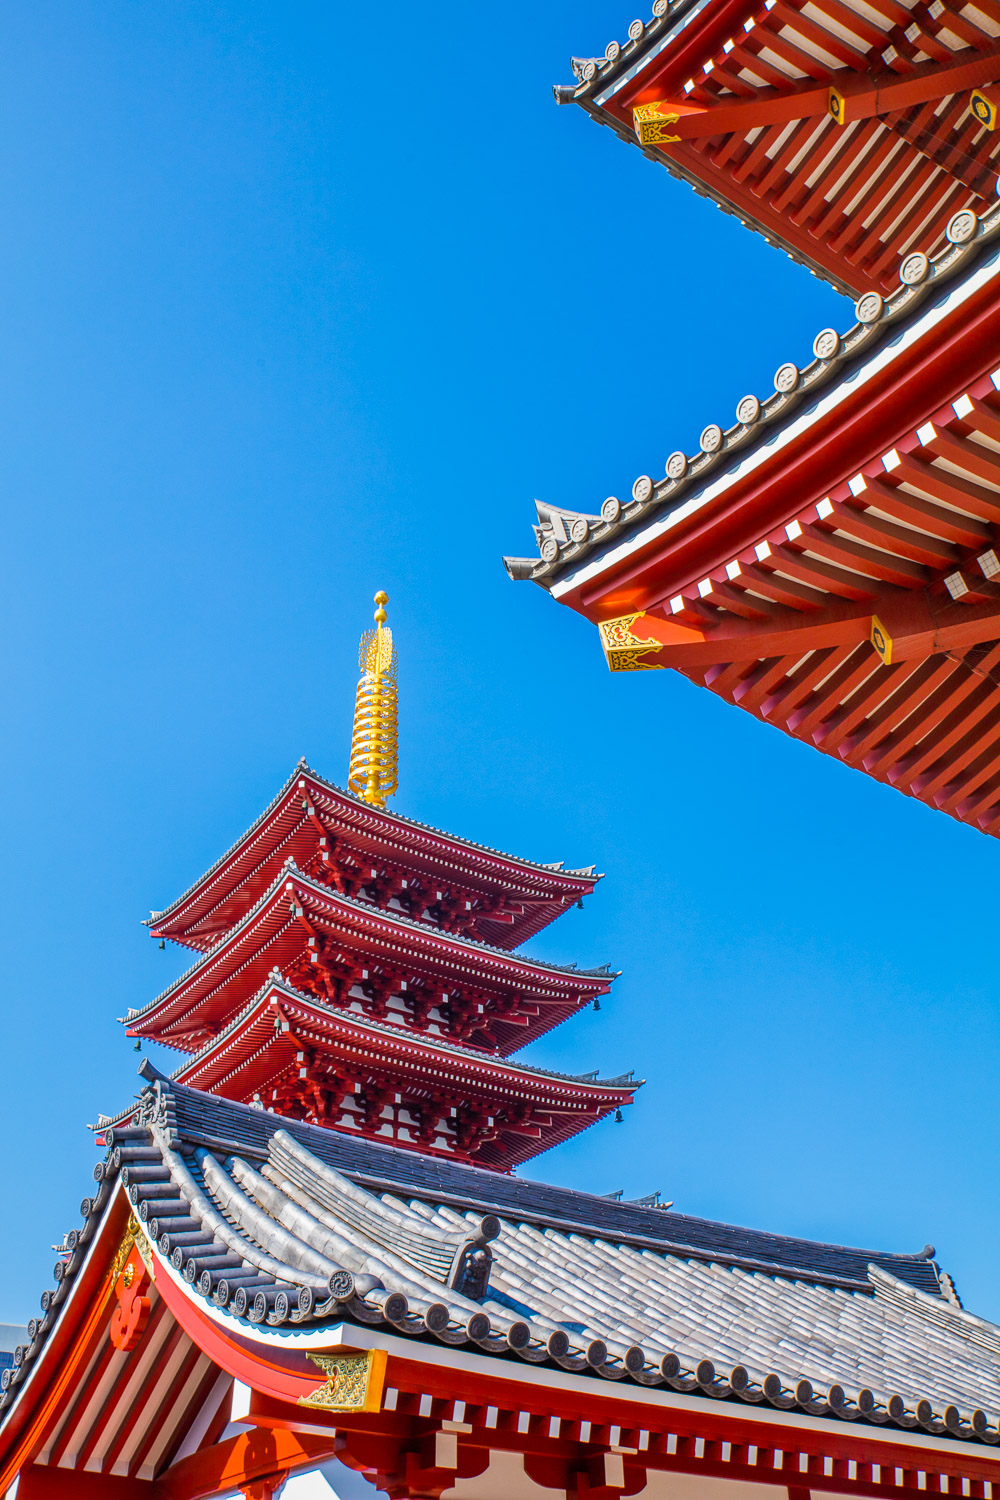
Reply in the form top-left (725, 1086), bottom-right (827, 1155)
top-left (299, 1348), bottom-right (388, 1413)
top-left (598, 613), bottom-right (665, 672)
top-left (109, 1215), bottom-right (155, 1290)
top-left (633, 102), bottom-right (681, 145)
top-left (107, 1218), bottom-right (156, 1353)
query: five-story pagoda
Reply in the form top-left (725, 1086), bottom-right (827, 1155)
top-left (120, 594), bottom-right (638, 1173)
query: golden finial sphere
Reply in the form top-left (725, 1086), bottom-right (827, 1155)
top-left (374, 590), bottom-right (388, 625)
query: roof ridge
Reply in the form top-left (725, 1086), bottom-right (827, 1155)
top-left (104, 1078), bottom-right (943, 1295)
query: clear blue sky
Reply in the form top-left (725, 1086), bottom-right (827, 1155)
top-left (2, 1), bottom-right (997, 1327)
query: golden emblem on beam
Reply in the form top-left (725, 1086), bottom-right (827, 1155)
top-left (299, 1348), bottom-right (387, 1412)
top-left (598, 613), bottom-right (665, 672)
top-left (109, 1214), bottom-right (155, 1289)
top-left (870, 615), bottom-right (892, 666)
top-left (970, 87), bottom-right (999, 129)
top-left (828, 85), bottom-right (847, 125)
top-left (633, 102), bottom-right (681, 145)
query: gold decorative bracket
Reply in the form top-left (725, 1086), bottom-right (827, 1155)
top-left (109, 1214), bottom-right (155, 1289)
top-left (870, 614), bottom-right (893, 665)
top-left (828, 85), bottom-right (847, 125)
top-left (970, 85), bottom-right (1000, 129)
top-left (598, 613), bottom-right (666, 673)
top-left (299, 1348), bottom-right (388, 1412)
top-left (633, 102), bottom-right (681, 145)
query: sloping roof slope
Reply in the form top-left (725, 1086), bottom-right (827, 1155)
top-left (12, 1075), bottom-right (998, 1445)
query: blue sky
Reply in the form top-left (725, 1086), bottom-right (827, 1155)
top-left (2, 1), bottom-right (998, 1326)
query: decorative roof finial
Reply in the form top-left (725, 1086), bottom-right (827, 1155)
top-left (348, 591), bottom-right (398, 808)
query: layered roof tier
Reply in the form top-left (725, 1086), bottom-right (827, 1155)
top-left (155, 976), bottom-right (637, 1171)
top-left (128, 866), bottom-right (614, 1054)
top-left (132, 754), bottom-right (628, 1170)
top-left (556, 0), bottom-right (1000, 297)
top-left (147, 763), bottom-right (600, 953)
top-left (509, 184), bottom-right (1000, 839)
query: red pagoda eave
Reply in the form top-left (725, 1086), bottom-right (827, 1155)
top-left (147, 764), bottom-right (601, 954)
top-left (569, 0), bottom-right (1000, 296)
top-left (170, 980), bottom-right (637, 1172)
top-left (552, 241), bottom-right (1000, 621)
top-left (531, 269), bottom-right (1000, 838)
top-left (127, 867), bottom-right (615, 1052)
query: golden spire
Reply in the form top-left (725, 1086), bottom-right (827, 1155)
top-left (348, 591), bottom-right (398, 808)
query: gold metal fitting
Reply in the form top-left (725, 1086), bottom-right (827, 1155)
top-left (348, 592), bottom-right (398, 808)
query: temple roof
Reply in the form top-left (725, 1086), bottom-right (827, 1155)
top-left (127, 867), bottom-right (616, 1052)
top-left (556, 0), bottom-right (1000, 296)
top-left (133, 978), bottom-right (640, 1172)
top-left (148, 762), bottom-right (601, 953)
top-left (18, 1073), bottom-right (1000, 1447)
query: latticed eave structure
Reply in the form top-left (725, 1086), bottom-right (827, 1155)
top-left (161, 978), bottom-right (638, 1171)
top-left (129, 868), bottom-right (614, 1056)
top-left (559, 0), bottom-right (1000, 296)
top-left (145, 763), bottom-right (600, 954)
top-left (508, 3), bottom-right (1000, 843)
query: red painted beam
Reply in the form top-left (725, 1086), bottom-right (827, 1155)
top-left (159, 1428), bottom-right (331, 1500)
top-left (639, 46), bottom-right (1000, 139)
top-left (16, 1466), bottom-right (162, 1498)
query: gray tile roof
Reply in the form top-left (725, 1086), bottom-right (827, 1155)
top-left (12, 1076), bottom-right (998, 1446)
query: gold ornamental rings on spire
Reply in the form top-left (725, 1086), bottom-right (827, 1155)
top-left (348, 591), bottom-right (398, 808)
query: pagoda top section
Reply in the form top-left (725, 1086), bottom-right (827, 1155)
top-left (147, 761), bottom-right (601, 954)
top-left (557, 0), bottom-right (1000, 296)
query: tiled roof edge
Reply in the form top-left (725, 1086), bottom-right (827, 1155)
top-left (505, 201), bottom-right (1000, 586)
top-left (8, 1118), bottom-right (998, 1446)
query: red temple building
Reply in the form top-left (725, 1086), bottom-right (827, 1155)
top-left (7, 17), bottom-right (1000, 1490)
top-left (4, 595), bottom-right (1000, 1500)
top-left (505, 0), bottom-right (1000, 839)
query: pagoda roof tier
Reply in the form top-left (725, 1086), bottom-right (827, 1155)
top-left (127, 866), bottom-right (616, 1052)
top-left (508, 207), bottom-right (1000, 839)
top-left (557, 0), bottom-right (1000, 297)
top-left (147, 762), bottom-right (601, 953)
top-left (154, 978), bottom-right (639, 1172)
